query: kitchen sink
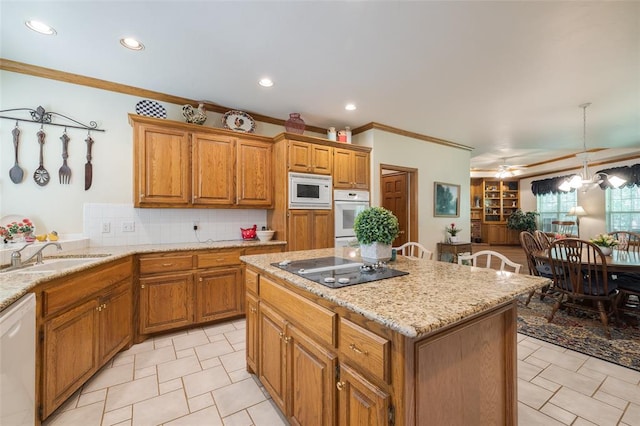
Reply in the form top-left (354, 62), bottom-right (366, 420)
top-left (13, 257), bottom-right (107, 273)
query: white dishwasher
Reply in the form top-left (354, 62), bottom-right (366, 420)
top-left (0, 293), bottom-right (36, 426)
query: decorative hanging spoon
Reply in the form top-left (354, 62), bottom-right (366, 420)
top-left (9, 124), bottom-right (24, 183)
top-left (34, 128), bottom-right (50, 186)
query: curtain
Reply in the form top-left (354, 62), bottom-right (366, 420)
top-left (596, 164), bottom-right (640, 189)
top-left (531, 174), bottom-right (576, 196)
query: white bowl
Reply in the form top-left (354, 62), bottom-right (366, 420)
top-left (256, 230), bottom-right (275, 242)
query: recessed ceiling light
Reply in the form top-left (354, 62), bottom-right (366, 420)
top-left (25, 20), bottom-right (56, 35)
top-left (345, 103), bottom-right (357, 111)
top-left (258, 78), bottom-right (274, 88)
top-left (120, 37), bottom-right (144, 51)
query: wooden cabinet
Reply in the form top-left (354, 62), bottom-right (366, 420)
top-left (195, 267), bottom-right (243, 323)
top-left (288, 141), bottom-right (333, 175)
top-left (287, 209), bottom-right (334, 251)
top-left (483, 224), bottom-right (520, 245)
top-left (39, 258), bottom-right (133, 419)
top-left (139, 272), bottom-right (193, 334)
top-left (246, 292), bottom-right (259, 373)
top-left (334, 148), bottom-right (370, 189)
top-left (337, 363), bottom-right (390, 426)
top-left (131, 114), bottom-right (273, 208)
top-left (259, 303), bottom-right (287, 411)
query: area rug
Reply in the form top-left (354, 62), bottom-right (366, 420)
top-left (516, 294), bottom-right (640, 372)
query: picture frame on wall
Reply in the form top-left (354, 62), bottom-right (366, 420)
top-left (434, 181), bottom-right (460, 217)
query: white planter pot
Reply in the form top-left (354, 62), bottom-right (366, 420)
top-left (598, 246), bottom-right (612, 256)
top-left (359, 242), bottom-right (392, 264)
top-left (449, 236), bottom-right (459, 243)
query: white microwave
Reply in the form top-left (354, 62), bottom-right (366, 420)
top-left (288, 172), bottom-right (332, 209)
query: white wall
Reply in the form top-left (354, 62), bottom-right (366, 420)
top-left (519, 157), bottom-right (639, 239)
top-left (0, 70), bottom-right (321, 244)
top-left (355, 129), bottom-right (471, 254)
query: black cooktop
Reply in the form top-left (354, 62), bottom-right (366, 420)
top-left (271, 256), bottom-right (408, 288)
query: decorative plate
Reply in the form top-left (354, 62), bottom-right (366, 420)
top-left (222, 110), bottom-right (256, 133)
top-left (135, 99), bottom-right (167, 119)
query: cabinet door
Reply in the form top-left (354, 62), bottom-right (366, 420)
top-left (134, 123), bottom-right (190, 207)
top-left (287, 324), bottom-right (337, 426)
top-left (259, 304), bottom-right (287, 412)
top-left (313, 210), bottom-right (334, 249)
top-left (288, 210), bottom-right (312, 251)
top-left (289, 141), bottom-right (313, 173)
top-left (237, 139), bottom-right (273, 207)
top-left (139, 272), bottom-right (193, 334)
top-left (352, 151), bottom-right (370, 189)
top-left (333, 149), bottom-right (353, 189)
top-left (246, 292), bottom-right (259, 374)
top-left (195, 267), bottom-right (243, 323)
top-left (99, 280), bottom-right (132, 363)
top-left (337, 363), bottom-right (390, 426)
top-left (192, 133), bottom-right (235, 205)
top-left (311, 145), bottom-right (333, 175)
top-left (43, 299), bottom-right (99, 418)
top-left (487, 224), bottom-right (507, 245)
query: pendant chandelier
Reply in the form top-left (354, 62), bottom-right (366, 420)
top-left (558, 103), bottom-right (626, 193)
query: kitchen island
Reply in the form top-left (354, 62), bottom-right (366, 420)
top-left (241, 247), bottom-right (550, 426)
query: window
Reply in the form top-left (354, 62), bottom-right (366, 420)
top-left (536, 191), bottom-right (577, 232)
top-left (606, 185), bottom-right (640, 232)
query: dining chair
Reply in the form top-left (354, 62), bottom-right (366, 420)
top-left (547, 238), bottom-right (619, 339)
top-left (534, 230), bottom-right (552, 250)
top-left (394, 242), bottom-right (433, 260)
top-left (608, 231), bottom-right (640, 252)
top-left (519, 231), bottom-right (553, 305)
top-left (457, 250), bottom-right (521, 273)
top-left (551, 220), bottom-right (576, 236)
top-left (607, 231), bottom-right (640, 317)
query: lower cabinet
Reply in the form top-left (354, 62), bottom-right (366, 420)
top-left (40, 261), bottom-right (132, 419)
top-left (249, 267), bottom-right (389, 426)
top-left (139, 272), bottom-right (193, 334)
top-left (483, 223), bottom-right (520, 245)
top-left (195, 267), bottom-right (243, 323)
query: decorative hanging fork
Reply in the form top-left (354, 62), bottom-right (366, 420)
top-left (59, 128), bottom-right (71, 184)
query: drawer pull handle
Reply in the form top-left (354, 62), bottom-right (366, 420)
top-left (336, 381), bottom-right (346, 391)
top-left (162, 263), bottom-right (173, 267)
top-left (250, 307), bottom-right (257, 313)
top-left (141, 284), bottom-right (145, 289)
top-left (283, 336), bottom-right (291, 344)
top-left (279, 332), bottom-right (284, 340)
top-left (349, 343), bottom-right (368, 355)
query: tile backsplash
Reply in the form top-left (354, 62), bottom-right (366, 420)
top-left (83, 203), bottom-right (268, 247)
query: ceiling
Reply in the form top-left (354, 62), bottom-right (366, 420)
top-left (1, 1), bottom-right (639, 176)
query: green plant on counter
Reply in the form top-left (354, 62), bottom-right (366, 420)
top-left (506, 209), bottom-right (539, 233)
top-left (354, 206), bottom-right (400, 245)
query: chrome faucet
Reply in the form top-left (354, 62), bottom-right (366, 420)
top-left (10, 242), bottom-right (62, 268)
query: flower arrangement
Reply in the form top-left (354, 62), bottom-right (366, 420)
top-left (590, 233), bottom-right (618, 248)
top-left (446, 223), bottom-right (461, 236)
top-left (6, 219), bottom-right (34, 235)
top-left (0, 226), bottom-right (9, 242)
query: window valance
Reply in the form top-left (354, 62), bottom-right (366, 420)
top-left (596, 164), bottom-right (640, 189)
top-left (531, 163), bottom-right (639, 195)
top-left (531, 175), bottom-right (575, 196)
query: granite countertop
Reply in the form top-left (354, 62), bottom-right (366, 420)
top-left (0, 240), bottom-right (285, 312)
top-left (240, 247), bottom-right (551, 339)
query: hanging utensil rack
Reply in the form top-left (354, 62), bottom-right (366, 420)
top-left (0, 105), bottom-right (106, 132)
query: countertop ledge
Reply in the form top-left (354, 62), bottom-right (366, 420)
top-left (0, 240), bottom-right (285, 312)
top-left (240, 248), bottom-right (551, 339)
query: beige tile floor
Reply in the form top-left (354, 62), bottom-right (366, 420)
top-left (43, 319), bottom-right (640, 426)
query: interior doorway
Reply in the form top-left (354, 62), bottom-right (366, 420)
top-left (380, 164), bottom-right (418, 246)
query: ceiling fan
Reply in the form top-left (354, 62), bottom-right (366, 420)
top-left (495, 159), bottom-right (527, 179)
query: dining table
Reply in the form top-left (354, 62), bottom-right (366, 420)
top-left (532, 248), bottom-right (640, 274)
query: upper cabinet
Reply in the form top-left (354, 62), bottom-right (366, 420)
top-left (333, 148), bottom-right (370, 189)
top-left (482, 179), bottom-right (519, 223)
top-left (130, 115), bottom-right (273, 208)
top-left (288, 141), bottom-right (333, 175)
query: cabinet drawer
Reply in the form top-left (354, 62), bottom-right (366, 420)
top-left (139, 254), bottom-right (193, 275)
top-left (246, 268), bottom-right (259, 295)
top-left (243, 245), bottom-right (284, 256)
top-left (43, 258), bottom-right (132, 317)
top-left (197, 250), bottom-right (241, 268)
top-left (339, 317), bottom-right (390, 383)
top-left (261, 276), bottom-right (336, 347)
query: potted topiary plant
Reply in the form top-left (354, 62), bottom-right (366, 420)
top-left (354, 206), bottom-right (400, 263)
top-left (506, 209), bottom-right (539, 233)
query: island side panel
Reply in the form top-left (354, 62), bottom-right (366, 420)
top-left (412, 301), bottom-right (517, 426)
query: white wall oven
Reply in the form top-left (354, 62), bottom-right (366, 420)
top-left (288, 172), bottom-right (332, 209)
top-left (334, 189), bottom-right (370, 247)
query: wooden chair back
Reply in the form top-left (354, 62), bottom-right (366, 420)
top-left (608, 231), bottom-right (640, 253)
top-left (551, 220), bottom-right (576, 236)
top-left (457, 250), bottom-right (521, 273)
top-left (394, 242), bottom-right (433, 260)
top-left (534, 230), bottom-right (552, 250)
top-left (519, 231), bottom-right (541, 276)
